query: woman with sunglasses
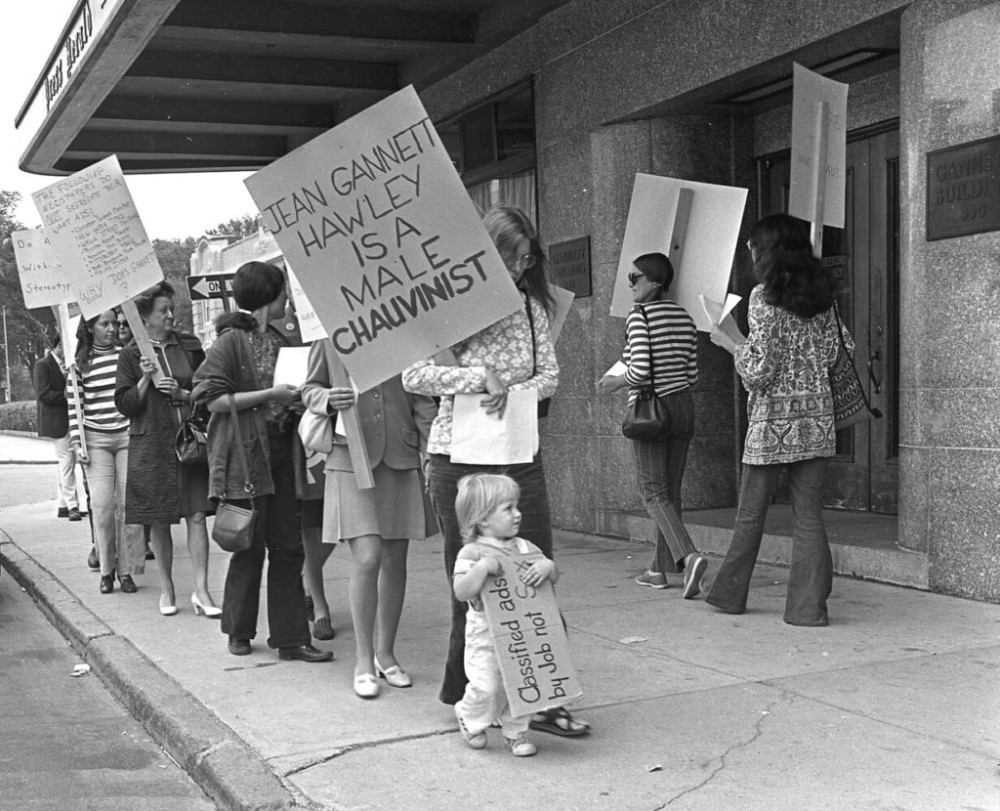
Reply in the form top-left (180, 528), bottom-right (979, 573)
top-left (403, 205), bottom-right (590, 738)
top-left (598, 252), bottom-right (707, 597)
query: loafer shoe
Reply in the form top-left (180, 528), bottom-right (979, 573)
top-left (636, 570), bottom-right (669, 589)
top-left (119, 575), bottom-right (137, 594)
top-left (68, 507), bottom-right (83, 522)
top-left (353, 673), bottom-right (380, 699)
top-left (227, 637), bottom-right (252, 656)
top-left (99, 574), bottom-right (114, 594)
top-left (278, 643), bottom-right (333, 663)
top-left (682, 555), bottom-right (708, 600)
top-left (312, 617), bottom-right (335, 641)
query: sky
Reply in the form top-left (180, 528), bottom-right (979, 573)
top-left (1, 0), bottom-right (259, 241)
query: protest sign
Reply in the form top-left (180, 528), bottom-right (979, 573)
top-left (31, 155), bottom-right (164, 319)
top-left (286, 265), bottom-right (326, 343)
top-left (12, 229), bottom-right (73, 309)
top-left (482, 554), bottom-right (583, 718)
top-left (789, 63), bottom-right (848, 230)
top-left (610, 174), bottom-right (747, 331)
top-left (244, 85), bottom-right (522, 393)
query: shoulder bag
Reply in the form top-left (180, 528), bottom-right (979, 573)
top-left (211, 395), bottom-right (257, 553)
top-left (621, 305), bottom-right (671, 441)
top-left (175, 403), bottom-right (209, 465)
top-left (829, 302), bottom-right (882, 430)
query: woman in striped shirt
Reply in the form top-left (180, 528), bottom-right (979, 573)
top-left (599, 252), bottom-right (708, 598)
top-left (70, 309), bottom-right (145, 595)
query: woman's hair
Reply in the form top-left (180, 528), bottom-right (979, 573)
top-left (748, 214), bottom-right (837, 318)
top-left (74, 309), bottom-right (116, 374)
top-left (483, 205), bottom-right (555, 317)
top-left (632, 252), bottom-right (674, 296)
top-left (455, 473), bottom-right (521, 542)
top-left (133, 280), bottom-right (175, 319)
top-left (231, 261), bottom-right (286, 312)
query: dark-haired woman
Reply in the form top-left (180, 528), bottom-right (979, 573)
top-left (116, 281), bottom-right (219, 618)
top-left (192, 261), bottom-right (331, 663)
top-left (706, 213), bottom-right (848, 626)
top-left (598, 252), bottom-right (707, 597)
top-left (70, 309), bottom-right (145, 594)
top-left (403, 205), bottom-right (589, 737)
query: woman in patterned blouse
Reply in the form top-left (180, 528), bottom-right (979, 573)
top-left (706, 213), bottom-right (848, 626)
top-left (403, 205), bottom-right (590, 737)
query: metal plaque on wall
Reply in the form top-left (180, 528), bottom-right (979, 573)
top-left (926, 135), bottom-right (1000, 241)
top-left (548, 236), bottom-right (591, 298)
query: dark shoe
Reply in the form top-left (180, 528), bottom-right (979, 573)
top-left (227, 637), bottom-right (252, 656)
top-left (68, 507), bottom-right (82, 522)
top-left (312, 617), bottom-right (335, 641)
top-left (529, 706), bottom-right (590, 737)
top-left (57, 507), bottom-right (69, 518)
top-left (144, 544), bottom-right (155, 561)
top-left (278, 643), bottom-right (333, 663)
top-left (304, 593), bottom-right (315, 622)
top-left (87, 547), bottom-right (100, 571)
top-left (99, 573), bottom-right (115, 594)
top-left (119, 575), bottom-right (137, 594)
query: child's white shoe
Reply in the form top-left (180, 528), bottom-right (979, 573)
top-left (456, 709), bottom-right (487, 750)
top-left (504, 734), bottom-right (537, 757)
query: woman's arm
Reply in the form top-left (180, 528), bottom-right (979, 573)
top-left (301, 340), bottom-right (333, 415)
top-left (114, 348), bottom-right (151, 417)
top-left (734, 291), bottom-right (782, 390)
top-left (622, 308), bottom-right (651, 387)
top-left (401, 356), bottom-right (489, 396)
top-left (507, 297), bottom-right (559, 400)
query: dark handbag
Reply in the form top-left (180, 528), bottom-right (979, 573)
top-left (211, 395), bottom-right (256, 553)
top-left (524, 297), bottom-right (553, 419)
top-left (829, 302), bottom-right (882, 430)
top-left (621, 305), bottom-right (671, 441)
top-left (175, 409), bottom-right (208, 465)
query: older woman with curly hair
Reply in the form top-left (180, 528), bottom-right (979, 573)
top-left (706, 213), bottom-right (849, 626)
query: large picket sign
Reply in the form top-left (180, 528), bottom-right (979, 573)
top-left (31, 155), bottom-right (164, 319)
top-left (244, 85), bottom-right (522, 393)
top-left (11, 228), bottom-right (73, 309)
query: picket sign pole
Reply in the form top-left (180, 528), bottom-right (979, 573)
top-left (323, 341), bottom-right (374, 490)
top-left (119, 299), bottom-right (164, 384)
top-left (668, 187), bottom-right (695, 273)
top-left (55, 303), bottom-right (89, 458)
top-left (809, 101), bottom-right (830, 259)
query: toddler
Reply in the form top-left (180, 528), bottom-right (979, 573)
top-left (452, 473), bottom-right (559, 757)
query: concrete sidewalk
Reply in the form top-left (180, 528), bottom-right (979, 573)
top-left (1, 436), bottom-right (999, 810)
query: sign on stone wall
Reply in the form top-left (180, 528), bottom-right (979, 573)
top-left (926, 135), bottom-right (1000, 241)
top-left (549, 236), bottom-right (591, 298)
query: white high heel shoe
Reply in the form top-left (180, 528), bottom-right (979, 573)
top-left (159, 594), bottom-right (178, 617)
top-left (353, 673), bottom-right (380, 699)
top-left (374, 657), bottom-right (412, 688)
top-left (190, 594), bottom-right (222, 618)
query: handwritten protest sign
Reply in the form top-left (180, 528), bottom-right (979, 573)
top-left (12, 228), bottom-right (73, 309)
top-left (789, 63), bottom-right (848, 229)
top-left (610, 174), bottom-right (747, 330)
top-left (31, 155), bottom-right (164, 319)
top-left (482, 554), bottom-right (583, 718)
top-left (245, 85), bottom-right (522, 393)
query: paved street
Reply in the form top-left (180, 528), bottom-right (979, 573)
top-left (1, 432), bottom-right (999, 810)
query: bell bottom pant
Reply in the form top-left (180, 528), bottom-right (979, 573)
top-left (51, 433), bottom-right (80, 510)
top-left (85, 429), bottom-right (145, 577)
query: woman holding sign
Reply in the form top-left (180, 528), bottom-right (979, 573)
top-left (192, 261), bottom-right (331, 663)
top-left (402, 205), bottom-right (589, 737)
top-left (115, 281), bottom-right (219, 619)
top-left (705, 214), bottom-right (844, 626)
top-left (301, 340), bottom-right (436, 698)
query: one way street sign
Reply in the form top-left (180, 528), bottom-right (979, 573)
top-left (187, 273), bottom-right (235, 300)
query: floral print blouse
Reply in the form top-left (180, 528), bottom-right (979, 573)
top-left (401, 292), bottom-right (559, 456)
top-left (734, 284), bottom-right (849, 465)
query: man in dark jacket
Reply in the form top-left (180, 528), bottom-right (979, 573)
top-left (32, 336), bottom-right (82, 521)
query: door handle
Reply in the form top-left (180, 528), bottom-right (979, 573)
top-left (868, 349), bottom-right (882, 394)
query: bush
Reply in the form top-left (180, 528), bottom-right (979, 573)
top-left (0, 401), bottom-right (36, 433)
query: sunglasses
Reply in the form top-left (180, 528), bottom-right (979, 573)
top-left (627, 272), bottom-right (646, 286)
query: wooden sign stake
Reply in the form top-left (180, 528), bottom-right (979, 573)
top-left (120, 299), bottom-right (164, 384)
top-left (323, 341), bottom-right (374, 490)
top-left (667, 187), bottom-right (695, 275)
top-left (809, 101), bottom-right (830, 258)
top-left (56, 303), bottom-right (87, 455)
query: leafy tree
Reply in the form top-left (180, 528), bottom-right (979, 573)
top-left (0, 191), bottom-right (55, 402)
top-left (205, 213), bottom-right (264, 240)
top-left (152, 237), bottom-right (197, 333)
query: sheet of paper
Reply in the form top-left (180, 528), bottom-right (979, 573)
top-left (449, 389), bottom-right (538, 465)
top-left (273, 346), bottom-right (311, 387)
top-left (697, 293), bottom-right (742, 330)
top-left (604, 360), bottom-right (627, 377)
top-left (547, 284), bottom-right (576, 344)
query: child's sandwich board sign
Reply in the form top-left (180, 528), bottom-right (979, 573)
top-left (244, 85), bottom-right (523, 393)
top-left (482, 554), bottom-right (584, 718)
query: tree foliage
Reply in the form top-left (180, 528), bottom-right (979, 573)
top-left (152, 237), bottom-right (197, 333)
top-left (205, 213), bottom-right (263, 240)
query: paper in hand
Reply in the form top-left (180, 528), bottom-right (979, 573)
top-left (450, 389), bottom-right (538, 465)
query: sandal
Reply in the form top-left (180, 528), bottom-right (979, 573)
top-left (529, 706), bottom-right (591, 737)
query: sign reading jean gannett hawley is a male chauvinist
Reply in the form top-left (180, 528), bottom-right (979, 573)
top-left (482, 554), bottom-right (583, 718)
top-left (244, 85), bottom-right (523, 393)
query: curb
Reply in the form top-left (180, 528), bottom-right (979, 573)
top-left (0, 533), bottom-right (300, 811)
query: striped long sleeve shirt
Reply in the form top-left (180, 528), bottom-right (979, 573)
top-left (69, 345), bottom-right (129, 449)
top-left (622, 300), bottom-right (698, 403)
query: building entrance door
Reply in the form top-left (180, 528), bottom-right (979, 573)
top-left (759, 125), bottom-right (899, 513)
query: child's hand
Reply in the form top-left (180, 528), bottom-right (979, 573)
top-left (482, 556), bottom-right (503, 576)
top-left (520, 558), bottom-right (555, 586)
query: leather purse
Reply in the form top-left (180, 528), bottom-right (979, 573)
top-left (829, 302), bottom-right (882, 430)
top-left (621, 305), bottom-right (671, 441)
top-left (175, 409), bottom-right (209, 465)
top-left (211, 395), bottom-right (256, 553)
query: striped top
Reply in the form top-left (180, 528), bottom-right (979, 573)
top-left (69, 345), bottom-right (128, 447)
top-left (622, 300), bottom-right (698, 403)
